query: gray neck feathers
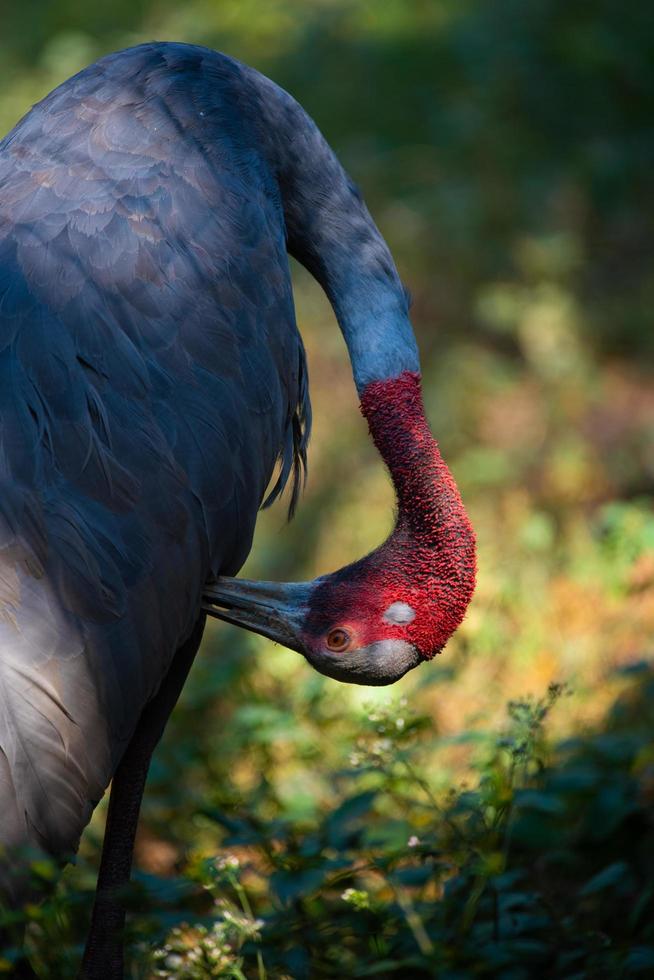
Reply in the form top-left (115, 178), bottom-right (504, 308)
top-left (246, 66), bottom-right (420, 393)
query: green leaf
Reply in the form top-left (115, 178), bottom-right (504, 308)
top-left (579, 861), bottom-right (631, 896)
top-left (623, 946), bottom-right (654, 972)
top-left (513, 789), bottom-right (566, 814)
top-left (269, 866), bottom-right (325, 903)
top-left (326, 790), bottom-right (378, 847)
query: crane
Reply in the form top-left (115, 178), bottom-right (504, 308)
top-left (0, 42), bottom-right (476, 977)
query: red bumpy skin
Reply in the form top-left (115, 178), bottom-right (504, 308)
top-left (305, 371), bottom-right (476, 659)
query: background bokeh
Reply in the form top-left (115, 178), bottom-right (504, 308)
top-left (2, 2), bottom-right (654, 977)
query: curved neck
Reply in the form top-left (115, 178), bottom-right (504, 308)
top-left (331, 279), bottom-right (420, 394)
top-left (360, 372), bottom-right (476, 582)
top-left (246, 65), bottom-right (419, 392)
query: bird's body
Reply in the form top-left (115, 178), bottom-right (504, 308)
top-left (0, 42), bottom-right (475, 970)
top-left (0, 42), bottom-right (308, 895)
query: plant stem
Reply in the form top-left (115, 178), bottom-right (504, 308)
top-left (233, 880), bottom-right (266, 980)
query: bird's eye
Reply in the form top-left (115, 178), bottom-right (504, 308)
top-left (326, 627), bottom-right (351, 652)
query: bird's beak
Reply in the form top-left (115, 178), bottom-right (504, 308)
top-left (202, 577), bottom-right (311, 654)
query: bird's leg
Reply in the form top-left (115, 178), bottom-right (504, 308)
top-left (80, 614), bottom-right (206, 980)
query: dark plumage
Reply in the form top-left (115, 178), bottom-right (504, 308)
top-left (0, 41), bottom-right (310, 897)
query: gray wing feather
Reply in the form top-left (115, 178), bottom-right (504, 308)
top-left (0, 42), bottom-right (310, 888)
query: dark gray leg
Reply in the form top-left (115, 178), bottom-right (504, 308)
top-left (80, 614), bottom-right (206, 980)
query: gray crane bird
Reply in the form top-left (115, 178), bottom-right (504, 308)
top-left (0, 42), bottom-right (476, 976)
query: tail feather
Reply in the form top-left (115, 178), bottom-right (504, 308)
top-left (262, 339), bottom-right (311, 519)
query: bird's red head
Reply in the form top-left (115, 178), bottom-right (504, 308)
top-left (204, 371), bottom-right (476, 686)
top-left (297, 371), bottom-right (476, 683)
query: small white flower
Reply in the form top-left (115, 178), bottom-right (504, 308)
top-left (215, 853), bottom-right (240, 872)
top-left (408, 835), bottom-right (421, 848)
top-left (341, 887), bottom-right (370, 909)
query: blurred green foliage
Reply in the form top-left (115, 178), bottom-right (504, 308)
top-left (1, 1), bottom-right (654, 976)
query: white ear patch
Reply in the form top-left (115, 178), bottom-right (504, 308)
top-left (383, 601), bottom-right (416, 625)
